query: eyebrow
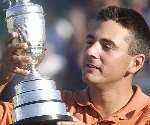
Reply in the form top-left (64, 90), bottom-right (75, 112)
top-left (100, 38), bottom-right (118, 49)
top-left (86, 34), bottom-right (118, 49)
top-left (86, 34), bottom-right (95, 39)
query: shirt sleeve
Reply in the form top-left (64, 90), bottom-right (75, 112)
top-left (0, 102), bottom-right (13, 125)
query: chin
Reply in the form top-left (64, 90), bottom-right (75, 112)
top-left (82, 72), bottom-right (108, 87)
top-left (82, 74), bottom-right (99, 86)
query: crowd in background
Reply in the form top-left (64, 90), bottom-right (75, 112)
top-left (0, 0), bottom-right (150, 100)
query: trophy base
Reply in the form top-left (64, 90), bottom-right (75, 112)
top-left (13, 115), bottom-right (72, 125)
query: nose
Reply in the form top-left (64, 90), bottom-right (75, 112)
top-left (86, 41), bottom-right (102, 59)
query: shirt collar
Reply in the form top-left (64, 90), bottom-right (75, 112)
top-left (73, 85), bottom-right (149, 119)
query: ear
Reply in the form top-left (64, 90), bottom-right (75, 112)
top-left (128, 54), bottom-right (145, 74)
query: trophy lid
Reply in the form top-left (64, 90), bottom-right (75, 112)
top-left (6, 0), bottom-right (44, 18)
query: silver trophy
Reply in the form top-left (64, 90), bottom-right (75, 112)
top-left (6, 0), bottom-right (72, 125)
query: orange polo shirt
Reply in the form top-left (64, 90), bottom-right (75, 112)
top-left (62, 86), bottom-right (150, 125)
top-left (0, 86), bottom-right (150, 125)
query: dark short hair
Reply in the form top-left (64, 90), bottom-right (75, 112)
top-left (96, 6), bottom-right (150, 60)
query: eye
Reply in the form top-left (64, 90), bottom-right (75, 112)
top-left (101, 39), bottom-right (116, 51)
top-left (102, 42), bottom-right (112, 50)
top-left (85, 34), bottom-right (95, 46)
top-left (86, 38), bottom-right (94, 45)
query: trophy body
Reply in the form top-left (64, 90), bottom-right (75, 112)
top-left (6, 0), bottom-right (72, 125)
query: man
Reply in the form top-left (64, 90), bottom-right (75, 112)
top-left (0, 6), bottom-right (150, 125)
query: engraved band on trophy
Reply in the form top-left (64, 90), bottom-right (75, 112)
top-left (6, 0), bottom-right (72, 125)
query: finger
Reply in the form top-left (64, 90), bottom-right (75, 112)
top-left (7, 32), bottom-right (18, 43)
top-left (13, 67), bottom-right (30, 75)
top-left (7, 55), bottom-right (32, 70)
top-left (57, 121), bottom-right (75, 125)
top-left (57, 121), bottom-right (86, 125)
top-left (8, 42), bottom-right (28, 51)
top-left (72, 116), bottom-right (80, 122)
top-left (12, 55), bottom-right (32, 64)
top-left (6, 42), bottom-right (28, 56)
top-left (44, 48), bottom-right (47, 52)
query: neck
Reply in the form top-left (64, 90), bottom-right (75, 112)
top-left (89, 79), bottom-right (134, 118)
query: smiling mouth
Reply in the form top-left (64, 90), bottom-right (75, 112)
top-left (86, 64), bottom-right (99, 69)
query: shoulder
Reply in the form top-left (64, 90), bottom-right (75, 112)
top-left (142, 101), bottom-right (150, 116)
top-left (136, 103), bottom-right (150, 125)
top-left (139, 96), bottom-right (150, 117)
top-left (61, 90), bottom-right (75, 106)
top-left (61, 88), bottom-right (89, 106)
top-left (61, 89), bottom-right (88, 115)
top-left (143, 96), bottom-right (150, 114)
top-left (61, 90), bottom-right (78, 115)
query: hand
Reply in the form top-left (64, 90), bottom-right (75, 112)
top-left (57, 116), bottom-right (87, 125)
top-left (57, 121), bottom-right (86, 125)
top-left (1, 32), bottom-right (32, 74)
top-left (0, 32), bottom-right (32, 85)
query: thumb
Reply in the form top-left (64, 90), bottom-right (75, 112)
top-left (72, 116), bottom-right (87, 125)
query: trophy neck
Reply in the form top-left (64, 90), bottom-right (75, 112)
top-left (16, 0), bottom-right (30, 3)
top-left (25, 64), bottom-right (41, 80)
top-left (31, 65), bottom-right (39, 75)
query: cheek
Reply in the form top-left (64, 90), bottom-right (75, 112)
top-left (80, 50), bottom-right (87, 68)
top-left (113, 61), bottom-right (130, 76)
top-left (77, 52), bottom-right (84, 69)
top-left (104, 53), bottom-right (130, 70)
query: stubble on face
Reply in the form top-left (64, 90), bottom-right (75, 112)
top-left (81, 20), bottom-right (133, 87)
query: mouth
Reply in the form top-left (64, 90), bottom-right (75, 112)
top-left (86, 63), bottom-right (100, 69)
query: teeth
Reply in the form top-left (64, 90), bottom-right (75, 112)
top-left (87, 64), bottom-right (97, 69)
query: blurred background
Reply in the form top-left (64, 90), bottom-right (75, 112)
top-left (0, 0), bottom-right (150, 101)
